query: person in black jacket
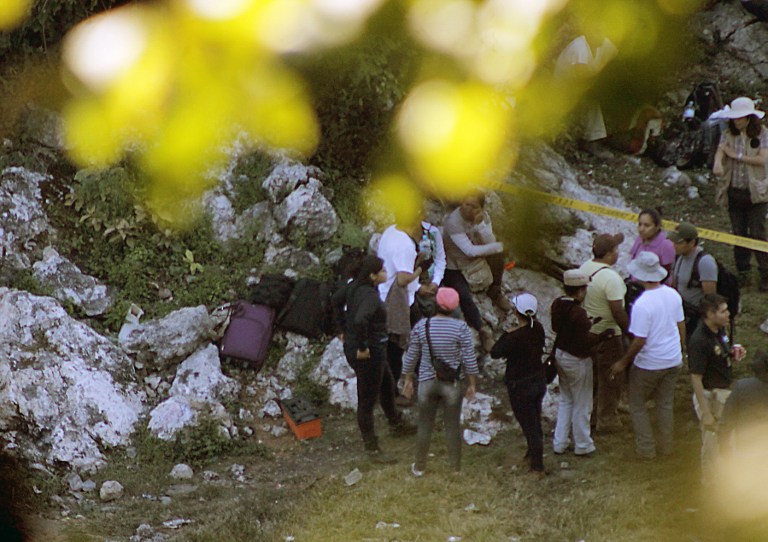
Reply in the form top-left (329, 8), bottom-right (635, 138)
top-left (332, 255), bottom-right (414, 463)
top-left (491, 292), bottom-right (547, 476)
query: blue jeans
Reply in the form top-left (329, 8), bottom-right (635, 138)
top-left (415, 378), bottom-right (464, 471)
top-left (628, 365), bottom-right (681, 458)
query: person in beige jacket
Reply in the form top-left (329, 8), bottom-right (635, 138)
top-left (712, 96), bottom-right (768, 290)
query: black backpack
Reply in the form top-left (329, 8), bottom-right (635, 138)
top-left (681, 251), bottom-right (740, 318)
top-left (250, 274), bottom-right (296, 309)
top-left (684, 82), bottom-right (723, 126)
top-left (276, 278), bottom-right (335, 338)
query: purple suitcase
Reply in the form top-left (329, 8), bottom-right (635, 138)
top-left (219, 301), bottom-right (275, 370)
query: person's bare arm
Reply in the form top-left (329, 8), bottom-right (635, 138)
top-left (608, 299), bottom-right (629, 334)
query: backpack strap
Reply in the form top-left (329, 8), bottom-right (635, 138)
top-left (687, 250), bottom-right (706, 290)
top-left (590, 265), bottom-right (609, 279)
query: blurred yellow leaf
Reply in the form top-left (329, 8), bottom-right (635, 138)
top-left (0, 0), bottom-right (30, 30)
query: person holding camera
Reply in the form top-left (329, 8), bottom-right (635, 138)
top-left (402, 287), bottom-right (479, 477)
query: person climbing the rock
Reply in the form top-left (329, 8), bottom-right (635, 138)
top-left (442, 192), bottom-right (510, 352)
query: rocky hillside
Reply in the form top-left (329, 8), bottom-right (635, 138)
top-left (0, 2), bottom-right (765, 539)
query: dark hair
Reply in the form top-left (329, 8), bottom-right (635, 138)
top-left (354, 255), bottom-right (384, 285)
top-left (638, 208), bottom-right (662, 228)
top-left (699, 293), bottom-right (728, 318)
top-left (564, 284), bottom-right (586, 297)
top-left (728, 115), bottom-right (763, 138)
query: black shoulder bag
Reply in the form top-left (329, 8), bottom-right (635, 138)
top-left (425, 318), bottom-right (462, 383)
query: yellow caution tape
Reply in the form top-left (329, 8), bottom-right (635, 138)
top-left (496, 183), bottom-right (768, 254)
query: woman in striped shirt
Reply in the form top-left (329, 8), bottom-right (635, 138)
top-left (402, 287), bottom-right (479, 476)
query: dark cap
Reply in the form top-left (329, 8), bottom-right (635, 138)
top-left (592, 233), bottom-right (624, 258)
top-left (668, 222), bottom-right (698, 243)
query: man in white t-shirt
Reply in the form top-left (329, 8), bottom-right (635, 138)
top-left (610, 251), bottom-right (685, 460)
top-left (377, 222), bottom-right (423, 385)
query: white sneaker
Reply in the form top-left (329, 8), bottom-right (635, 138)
top-left (410, 463), bottom-right (424, 478)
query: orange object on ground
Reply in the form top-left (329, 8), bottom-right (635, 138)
top-left (280, 397), bottom-right (322, 440)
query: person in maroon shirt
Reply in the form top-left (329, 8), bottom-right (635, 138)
top-left (551, 270), bottom-right (614, 457)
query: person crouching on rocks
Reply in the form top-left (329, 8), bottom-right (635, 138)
top-left (491, 293), bottom-right (547, 477)
top-left (331, 255), bottom-right (416, 464)
top-left (401, 287), bottom-right (479, 476)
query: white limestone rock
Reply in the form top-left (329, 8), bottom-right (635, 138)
top-left (0, 288), bottom-right (144, 471)
top-left (261, 158), bottom-right (324, 204)
top-left (119, 306), bottom-right (218, 370)
top-left (0, 167), bottom-right (52, 269)
top-left (99, 480), bottom-right (124, 502)
top-left (273, 178), bottom-right (339, 245)
top-left (170, 464), bottom-right (194, 480)
top-left (168, 344), bottom-right (239, 403)
top-left (32, 247), bottom-right (113, 316)
top-left (275, 333), bottom-right (311, 382)
top-left (147, 396), bottom-right (198, 441)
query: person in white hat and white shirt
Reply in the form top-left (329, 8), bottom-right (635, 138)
top-left (610, 251), bottom-right (685, 460)
top-left (712, 96), bottom-right (768, 291)
top-left (490, 292), bottom-right (547, 476)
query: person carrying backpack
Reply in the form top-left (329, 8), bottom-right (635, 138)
top-left (670, 222), bottom-right (718, 342)
top-left (712, 96), bottom-right (768, 291)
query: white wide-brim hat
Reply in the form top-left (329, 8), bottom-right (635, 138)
top-left (718, 97), bottom-right (765, 120)
top-left (628, 251), bottom-right (668, 283)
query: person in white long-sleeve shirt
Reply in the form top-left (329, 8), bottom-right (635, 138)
top-left (442, 192), bottom-right (509, 351)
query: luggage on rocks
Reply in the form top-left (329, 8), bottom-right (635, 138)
top-left (277, 278), bottom-right (334, 338)
top-left (220, 301), bottom-right (275, 370)
top-left (249, 273), bottom-right (296, 309)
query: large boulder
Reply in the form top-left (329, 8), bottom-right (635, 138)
top-left (0, 288), bottom-right (145, 472)
top-left (312, 338), bottom-right (357, 410)
top-left (699, 3), bottom-right (768, 83)
top-left (261, 158), bottom-right (325, 204)
top-left (273, 178), bottom-right (339, 245)
top-left (148, 345), bottom-right (239, 440)
top-left (119, 306), bottom-right (218, 370)
top-left (168, 344), bottom-right (240, 403)
top-left (32, 246), bottom-right (113, 316)
top-left (0, 167), bottom-right (52, 269)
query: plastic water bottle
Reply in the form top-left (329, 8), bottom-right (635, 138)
top-left (683, 100), bottom-right (695, 121)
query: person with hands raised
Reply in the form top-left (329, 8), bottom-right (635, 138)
top-left (401, 287), bottom-right (479, 477)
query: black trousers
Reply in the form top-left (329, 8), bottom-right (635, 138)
top-left (345, 341), bottom-right (398, 449)
top-left (506, 377), bottom-right (547, 471)
top-left (728, 197), bottom-right (768, 276)
top-left (442, 253), bottom-right (506, 331)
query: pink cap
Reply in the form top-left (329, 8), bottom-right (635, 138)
top-left (436, 287), bottom-right (460, 312)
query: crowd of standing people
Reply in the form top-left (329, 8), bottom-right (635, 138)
top-left (331, 95), bottom-right (768, 482)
